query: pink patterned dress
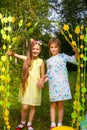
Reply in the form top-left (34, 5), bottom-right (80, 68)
top-left (46, 53), bottom-right (78, 102)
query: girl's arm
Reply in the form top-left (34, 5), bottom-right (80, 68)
top-left (7, 50), bottom-right (27, 61)
top-left (40, 60), bottom-right (45, 79)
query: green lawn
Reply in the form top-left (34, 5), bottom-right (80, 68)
top-left (0, 71), bottom-right (87, 130)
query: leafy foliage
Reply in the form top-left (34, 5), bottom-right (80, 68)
top-left (49, 0), bottom-right (87, 26)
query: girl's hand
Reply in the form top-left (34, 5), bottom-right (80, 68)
top-left (37, 78), bottom-right (44, 89)
top-left (73, 47), bottom-right (79, 61)
top-left (44, 76), bottom-right (49, 83)
top-left (7, 50), bottom-right (14, 56)
top-left (73, 47), bottom-right (79, 54)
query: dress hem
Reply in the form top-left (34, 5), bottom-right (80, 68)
top-left (50, 98), bottom-right (72, 102)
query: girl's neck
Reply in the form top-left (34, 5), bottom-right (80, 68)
top-left (32, 56), bottom-right (39, 60)
top-left (52, 53), bottom-right (59, 56)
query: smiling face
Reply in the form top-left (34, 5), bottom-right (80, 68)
top-left (50, 43), bottom-right (60, 56)
top-left (31, 44), bottom-right (41, 59)
top-left (49, 37), bottom-right (61, 56)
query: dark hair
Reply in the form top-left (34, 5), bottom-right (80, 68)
top-left (49, 37), bottom-right (61, 52)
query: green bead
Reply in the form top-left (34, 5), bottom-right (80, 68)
top-left (84, 57), bottom-right (87, 61)
top-left (81, 98), bottom-right (85, 103)
top-left (71, 112), bottom-right (77, 118)
top-left (84, 47), bottom-right (87, 51)
top-left (85, 27), bottom-right (87, 33)
top-left (84, 36), bottom-right (87, 42)
top-left (78, 116), bottom-right (82, 121)
top-left (84, 40), bottom-right (87, 43)
top-left (81, 87), bottom-right (86, 93)
top-left (82, 108), bottom-right (85, 111)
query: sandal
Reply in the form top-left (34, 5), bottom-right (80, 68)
top-left (16, 122), bottom-right (25, 130)
top-left (50, 126), bottom-right (56, 130)
top-left (27, 125), bottom-right (34, 130)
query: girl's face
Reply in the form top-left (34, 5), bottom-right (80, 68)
top-left (50, 43), bottom-right (59, 56)
top-left (31, 44), bottom-right (41, 59)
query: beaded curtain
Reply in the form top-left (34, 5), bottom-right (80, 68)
top-left (0, 12), bottom-right (36, 130)
top-left (57, 23), bottom-right (87, 130)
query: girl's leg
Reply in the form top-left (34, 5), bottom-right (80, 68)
top-left (57, 101), bottom-right (64, 126)
top-left (16, 104), bottom-right (28, 129)
top-left (27, 106), bottom-right (35, 128)
top-left (50, 102), bottom-right (56, 128)
top-left (21, 104), bottom-right (28, 121)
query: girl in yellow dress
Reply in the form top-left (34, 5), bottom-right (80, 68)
top-left (8, 39), bottom-right (45, 130)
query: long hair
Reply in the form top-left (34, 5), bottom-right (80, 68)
top-left (21, 39), bottom-right (36, 95)
top-left (21, 48), bottom-right (31, 95)
top-left (21, 39), bottom-right (42, 95)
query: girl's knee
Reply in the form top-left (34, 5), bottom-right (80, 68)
top-left (22, 104), bottom-right (28, 111)
top-left (30, 106), bottom-right (35, 111)
top-left (50, 102), bottom-right (56, 108)
top-left (58, 101), bottom-right (64, 108)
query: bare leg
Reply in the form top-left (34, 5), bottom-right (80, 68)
top-left (50, 102), bottom-right (56, 124)
top-left (21, 104), bottom-right (28, 122)
top-left (57, 101), bottom-right (64, 125)
top-left (16, 104), bottom-right (28, 129)
top-left (28, 106), bottom-right (35, 123)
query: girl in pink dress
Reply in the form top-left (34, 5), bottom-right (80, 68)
top-left (44, 37), bottom-right (79, 130)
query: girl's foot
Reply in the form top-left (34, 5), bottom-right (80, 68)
top-left (57, 122), bottom-right (62, 126)
top-left (50, 126), bottom-right (56, 130)
top-left (16, 122), bottom-right (25, 130)
top-left (27, 125), bottom-right (34, 130)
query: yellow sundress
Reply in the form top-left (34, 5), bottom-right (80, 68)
top-left (18, 58), bottom-right (43, 106)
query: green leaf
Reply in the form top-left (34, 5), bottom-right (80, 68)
top-left (6, 92), bottom-right (10, 96)
top-left (0, 100), bottom-right (3, 105)
top-left (28, 28), bottom-right (34, 34)
top-left (6, 102), bottom-right (10, 107)
top-left (0, 61), bottom-right (2, 67)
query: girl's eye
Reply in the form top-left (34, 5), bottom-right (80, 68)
top-left (50, 46), bottom-right (54, 48)
top-left (32, 48), bottom-right (39, 50)
top-left (50, 46), bottom-right (57, 49)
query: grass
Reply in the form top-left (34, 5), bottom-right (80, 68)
top-left (0, 70), bottom-right (87, 130)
